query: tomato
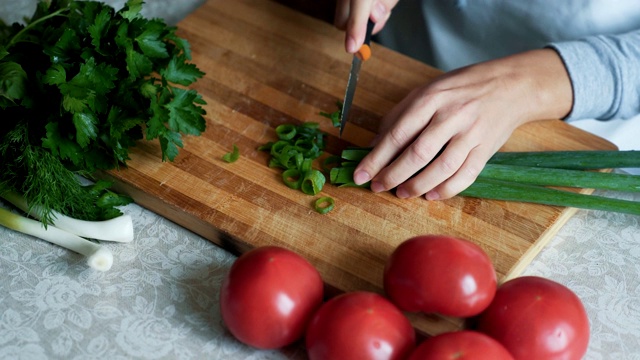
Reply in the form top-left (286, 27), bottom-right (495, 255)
top-left (305, 291), bottom-right (416, 360)
top-left (220, 246), bottom-right (323, 349)
top-left (383, 235), bottom-right (497, 317)
top-left (475, 276), bottom-right (590, 360)
top-left (407, 331), bottom-right (514, 360)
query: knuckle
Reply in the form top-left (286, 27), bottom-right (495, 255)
top-left (402, 182), bottom-right (427, 198)
top-left (408, 139), bottom-right (437, 166)
top-left (387, 127), bottom-right (411, 148)
top-left (437, 154), bottom-right (463, 174)
top-left (464, 163), bottom-right (483, 179)
top-left (378, 171), bottom-right (403, 189)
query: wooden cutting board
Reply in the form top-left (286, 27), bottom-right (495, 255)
top-left (102, 0), bottom-right (616, 335)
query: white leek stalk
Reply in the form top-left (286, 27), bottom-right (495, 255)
top-left (0, 208), bottom-right (113, 271)
top-left (2, 191), bottom-right (133, 242)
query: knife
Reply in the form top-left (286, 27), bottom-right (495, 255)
top-left (339, 19), bottom-right (375, 137)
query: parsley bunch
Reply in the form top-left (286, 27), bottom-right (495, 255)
top-left (0, 0), bottom-right (206, 223)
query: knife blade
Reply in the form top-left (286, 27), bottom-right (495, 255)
top-left (339, 19), bottom-right (375, 137)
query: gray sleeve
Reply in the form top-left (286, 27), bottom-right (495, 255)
top-left (548, 29), bottom-right (640, 121)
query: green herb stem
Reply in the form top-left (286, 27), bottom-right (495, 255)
top-left (488, 150), bottom-right (640, 170)
top-left (461, 178), bottom-right (640, 216)
top-left (480, 164), bottom-right (640, 192)
top-left (7, 8), bottom-right (69, 48)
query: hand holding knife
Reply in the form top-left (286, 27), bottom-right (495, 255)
top-left (339, 19), bottom-right (375, 137)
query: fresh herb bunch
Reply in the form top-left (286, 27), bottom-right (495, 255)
top-left (0, 0), bottom-right (207, 223)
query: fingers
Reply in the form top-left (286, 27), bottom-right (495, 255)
top-left (352, 89), bottom-right (438, 187)
top-left (334, 0), bottom-right (350, 30)
top-left (335, 0), bottom-right (396, 53)
top-left (400, 140), bottom-right (495, 200)
top-left (421, 145), bottom-right (492, 200)
top-left (350, 50), bottom-right (568, 201)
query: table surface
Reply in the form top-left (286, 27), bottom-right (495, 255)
top-left (2, 1), bottom-right (640, 359)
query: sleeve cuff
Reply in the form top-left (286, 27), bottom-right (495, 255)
top-left (547, 39), bottom-right (618, 121)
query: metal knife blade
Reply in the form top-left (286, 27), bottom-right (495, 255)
top-left (339, 19), bottom-right (375, 137)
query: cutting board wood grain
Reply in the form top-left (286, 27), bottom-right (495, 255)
top-left (102, 0), bottom-right (617, 335)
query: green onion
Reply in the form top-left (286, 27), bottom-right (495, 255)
top-left (329, 166), bottom-right (369, 187)
top-left (340, 148), bottom-right (372, 162)
top-left (282, 169), bottom-right (303, 189)
top-left (314, 197), bottom-right (335, 214)
top-left (300, 158), bottom-right (313, 173)
top-left (275, 124), bottom-right (297, 140)
top-left (461, 178), bottom-right (640, 216)
top-left (270, 140), bottom-right (290, 157)
top-left (261, 122), bottom-right (328, 198)
top-left (301, 170), bottom-right (326, 195)
top-left (319, 101), bottom-right (343, 127)
top-left (480, 164), bottom-right (640, 192)
top-left (257, 142), bottom-right (274, 152)
top-left (278, 145), bottom-right (302, 169)
top-left (222, 144), bottom-right (240, 163)
top-left (488, 150), bottom-right (640, 169)
top-left (328, 147), bottom-right (640, 216)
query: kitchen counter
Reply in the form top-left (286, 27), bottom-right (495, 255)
top-left (2, 1), bottom-right (639, 359)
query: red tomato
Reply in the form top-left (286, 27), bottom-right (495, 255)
top-left (305, 292), bottom-right (416, 360)
top-left (475, 276), bottom-right (590, 360)
top-left (407, 331), bottom-right (514, 360)
top-left (383, 235), bottom-right (497, 317)
top-left (220, 246), bottom-right (323, 349)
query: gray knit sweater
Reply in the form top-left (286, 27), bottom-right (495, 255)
top-left (376, 0), bottom-right (640, 121)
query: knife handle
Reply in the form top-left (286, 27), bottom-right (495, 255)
top-left (364, 19), bottom-right (374, 46)
top-left (356, 19), bottom-right (375, 61)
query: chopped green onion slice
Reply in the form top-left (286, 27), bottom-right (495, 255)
top-left (330, 167), bottom-right (355, 184)
top-left (314, 197), bottom-right (335, 214)
top-left (301, 170), bottom-right (326, 195)
top-left (322, 155), bottom-right (341, 173)
top-left (300, 158), bottom-right (313, 173)
top-left (299, 122), bottom-right (320, 131)
top-left (269, 158), bottom-right (283, 169)
top-left (282, 169), bottom-right (303, 189)
top-left (270, 140), bottom-right (290, 157)
top-left (295, 139), bottom-right (320, 158)
top-left (319, 101), bottom-right (343, 127)
top-left (276, 124), bottom-right (297, 140)
top-left (257, 142), bottom-right (274, 152)
top-left (222, 144), bottom-right (240, 163)
top-left (341, 148), bottom-right (372, 162)
top-left (278, 146), bottom-right (301, 169)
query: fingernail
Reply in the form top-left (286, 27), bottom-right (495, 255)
top-left (425, 190), bottom-right (440, 201)
top-left (396, 187), bottom-right (409, 199)
top-left (370, 181), bottom-right (385, 193)
top-left (353, 170), bottom-right (371, 185)
top-left (347, 36), bottom-right (357, 53)
top-left (372, 2), bottom-right (387, 21)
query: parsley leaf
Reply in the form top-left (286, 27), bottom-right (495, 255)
top-left (161, 55), bottom-right (205, 86)
top-left (0, 61), bottom-right (26, 107)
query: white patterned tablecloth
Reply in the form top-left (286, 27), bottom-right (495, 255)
top-left (1, 189), bottom-right (639, 360)
top-left (2, 1), bottom-right (640, 359)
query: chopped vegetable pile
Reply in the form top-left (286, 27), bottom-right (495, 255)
top-left (259, 123), bottom-right (335, 213)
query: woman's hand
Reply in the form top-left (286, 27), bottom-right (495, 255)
top-left (334, 0), bottom-right (399, 53)
top-left (352, 49), bottom-right (574, 200)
